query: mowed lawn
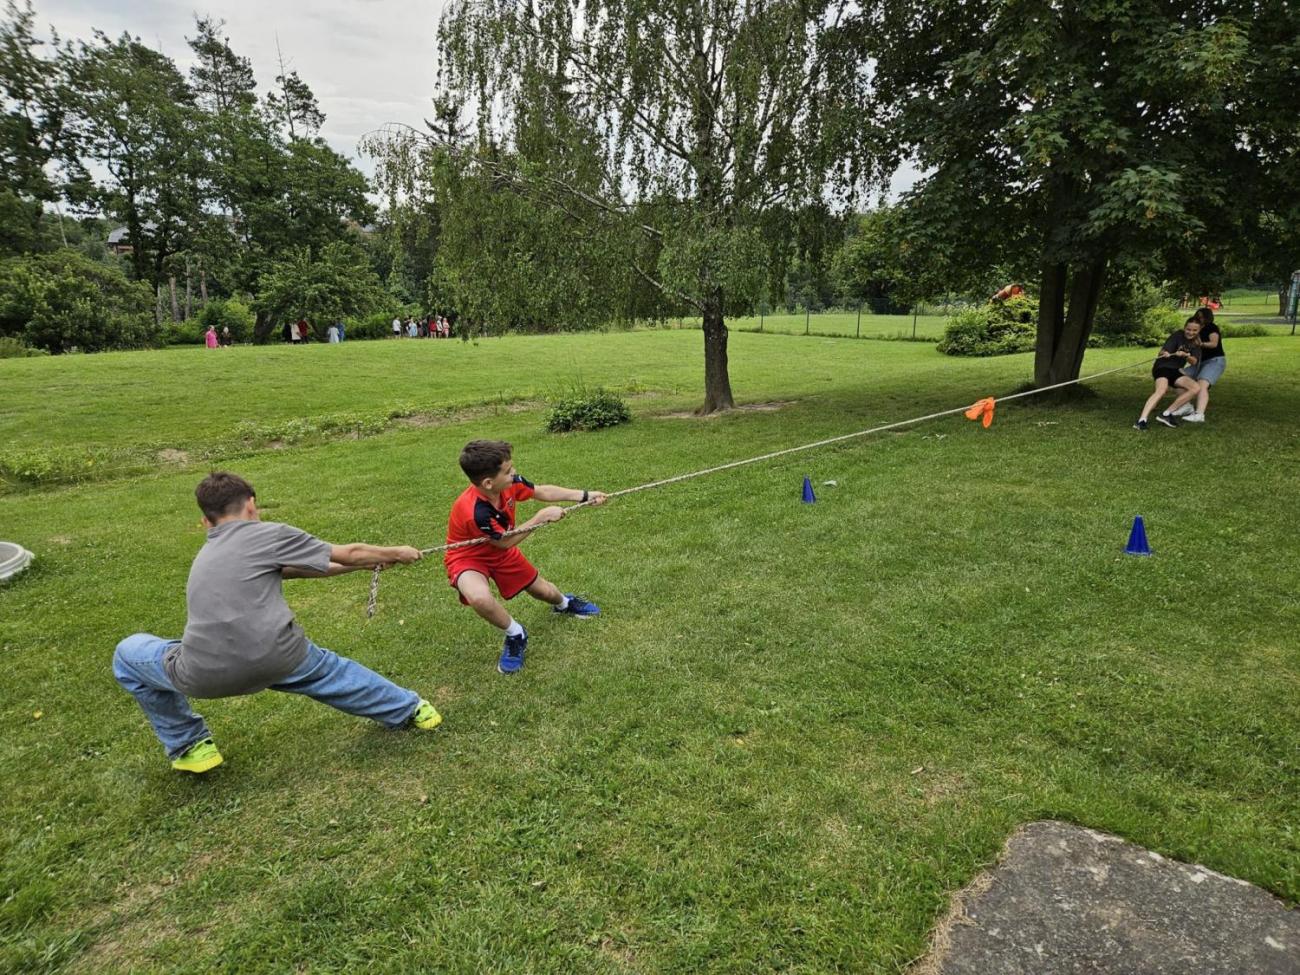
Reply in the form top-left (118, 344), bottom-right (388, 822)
top-left (1, 330), bottom-right (1298, 973)
top-left (679, 311), bottom-right (949, 340)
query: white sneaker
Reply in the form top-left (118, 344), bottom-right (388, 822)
top-left (1183, 412), bottom-right (1205, 423)
top-left (1171, 403), bottom-right (1196, 417)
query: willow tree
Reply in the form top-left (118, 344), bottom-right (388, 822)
top-left (417, 0), bottom-right (875, 412)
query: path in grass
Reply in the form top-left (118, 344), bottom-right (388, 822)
top-left (1, 332), bottom-right (1297, 973)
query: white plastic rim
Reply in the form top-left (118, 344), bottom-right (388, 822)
top-left (0, 542), bottom-right (34, 581)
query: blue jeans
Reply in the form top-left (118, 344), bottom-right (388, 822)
top-left (113, 634), bottom-right (421, 759)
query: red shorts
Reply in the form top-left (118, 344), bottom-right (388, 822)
top-left (447, 547), bottom-right (539, 603)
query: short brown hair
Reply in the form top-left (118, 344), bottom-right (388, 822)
top-left (195, 471), bottom-right (255, 522)
top-left (459, 440), bottom-right (512, 483)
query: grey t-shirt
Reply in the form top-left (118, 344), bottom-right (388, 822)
top-left (164, 520), bottom-right (332, 698)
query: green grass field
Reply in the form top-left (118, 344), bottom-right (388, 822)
top-left (679, 311), bottom-right (950, 340)
top-left (2, 330), bottom-right (1298, 973)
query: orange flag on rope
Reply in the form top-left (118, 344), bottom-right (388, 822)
top-left (964, 396), bottom-right (996, 428)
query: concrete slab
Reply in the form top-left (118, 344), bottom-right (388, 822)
top-left (914, 821), bottom-right (1300, 974)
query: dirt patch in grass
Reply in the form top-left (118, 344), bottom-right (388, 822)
top-left (155, 448), bottom-right (189, 465)
top-left (69, 850), bottom-right (242, 973)
top-left (394, 399), bottom-right (543, 429)
top-left (654, 400), bottom-right (796, 419)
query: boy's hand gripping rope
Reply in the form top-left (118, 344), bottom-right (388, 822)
top-left (365, 357), bottom-right (1153, 617)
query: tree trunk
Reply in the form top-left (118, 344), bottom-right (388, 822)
top-left (1280, 289), bottom-right (1288, 317)
top-left (169, 276), bottom-right (180, 323)
top-left (253, 309), bottom-right (275, 344)
top-left (1034, 260), bottom-right (1106, 386)
top-left (699, 290), bottom-right (735, 414)
top-left (199, 262), bottom-right (209, 304)
top-left (1034, 262), bottom-right (1067, 386)
top-left (184, 258), bottom-right (192, 320)
top-left (154, 285), bottom-right (164, 326)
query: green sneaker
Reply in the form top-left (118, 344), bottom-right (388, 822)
top-left (411, 699), bottom-right (442, 730)
top-left (171, 738), bottom-right (223, 773)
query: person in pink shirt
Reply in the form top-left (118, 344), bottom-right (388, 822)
top-left (205, 326), bottom-right (219, 349)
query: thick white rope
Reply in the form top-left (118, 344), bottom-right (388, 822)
top-left (365, 357), bottom-right (1153, 617)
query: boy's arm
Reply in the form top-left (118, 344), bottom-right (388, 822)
top-left (282, 544), bottom-right (422, 578)
top-left (489, 507), bottom-right (566, 549)
top-left (531, 485), bottom-right (609, 505)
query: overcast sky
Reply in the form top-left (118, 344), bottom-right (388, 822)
top-left (36, 0), bottom-right (917, 197)
top-left (38, 0), bottom-right (445, 175)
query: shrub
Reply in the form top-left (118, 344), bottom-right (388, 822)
top-left (937, 294), bottom-right (1037, 356)
top-left (545, 387), bottom-right (631, 433)
top-left (1221, 323), bottom-right (1270, 338)
top-left (163, 319), bottom-right (205, 345)
top-left (197, 298), bottom-right (255, 343)
top-left (345, 310), bottom-right (400, 340)
top-left (1092, 272), bottom-right (1174, 347)
top-left (0, 249), bottom-right (157, 353)
top-left (0, 336), bottom-right (47, 358)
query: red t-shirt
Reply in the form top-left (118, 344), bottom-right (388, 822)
top-left (444, 475), bottom-right (535, 566)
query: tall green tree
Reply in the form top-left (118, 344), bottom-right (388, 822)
top-left (184, 20), bottom-right (372, 340)
top-left (0, 0), bottom-right (76, 256)
top-left (266, 68), bottom-right (325, 141)
top-left (867, 0), bottom-right (1298, 386)
top-left (254, 240), bottom-right (382, 335)
top-left (413, 0), bottom-right (875, 412)
top-left (72, 33), bottom-right (206, 290)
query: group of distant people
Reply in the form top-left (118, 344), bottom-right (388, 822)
top-left (392, 315), bottom-right (453, 339)
top-left (278, 318), bottom-right (348, 343)
top-left (204, 326), bottom-right (234, 348)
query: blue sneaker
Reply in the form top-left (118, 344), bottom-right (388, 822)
top-left (498, 627), bottom-right (527, 674)
top-left (554, 594), bottom-right (600, 618)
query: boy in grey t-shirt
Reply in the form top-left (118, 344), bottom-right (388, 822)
top-left (113, 471), bottom-right (441, 773)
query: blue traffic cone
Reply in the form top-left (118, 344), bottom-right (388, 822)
top-left (801, 476), bottom-right (816, 504)
top-left (1125, 515), bottom-right (1152, 556)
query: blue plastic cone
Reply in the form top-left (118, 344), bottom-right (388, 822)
top-left (1125, 515), bottom-right (1152, 556)
top-left (801, 476), bottom-right (816, 504)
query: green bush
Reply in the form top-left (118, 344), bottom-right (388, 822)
top-left (1092, 272), bottom-right (1174, 347)
top-left (163, 319), bottom-right (205, 346)
top-left (197, 298), bottom-right (254, 343)
top-left (344, 311), bottom-right (399, 340)
top-left (0, 249), bottom-right (157, 353)
top-left (1221, 323), bottom-right (1270, 338)
top-left (937, 294), bottom-right (1037, 356)
top-left (0, 336), bottom-right (47, 358)
top-left (544, 387), bottom-right (632, 433)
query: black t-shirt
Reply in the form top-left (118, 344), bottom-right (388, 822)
top-left (1159, 330), bottom-right (1199, 368)
top-left (1199, 321), bottom-right (1225, 360)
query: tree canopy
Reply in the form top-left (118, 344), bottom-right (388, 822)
top-left (866, 0), bottom-right (1300, 384)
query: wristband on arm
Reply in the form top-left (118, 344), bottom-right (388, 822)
top-left (581, 489), bottom-right (589, 502)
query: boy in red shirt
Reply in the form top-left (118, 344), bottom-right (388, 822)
top-left (446, 440), bottom-right (607, 674)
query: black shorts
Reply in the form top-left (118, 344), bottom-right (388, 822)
top-left (1152, 368), bottom-right (1184, 386)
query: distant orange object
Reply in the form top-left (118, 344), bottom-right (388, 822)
top-left (992, 284), bottom-right (1025, 302)
top-left (965, 397), bottom-right (996, 428)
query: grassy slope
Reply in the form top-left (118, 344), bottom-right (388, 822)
top-left (1, 332), bottom-right (1298, 973)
